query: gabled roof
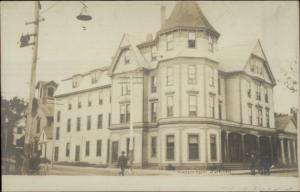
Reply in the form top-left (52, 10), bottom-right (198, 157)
top-left (36, 80), bottom-right (58, 89)
top-left (275, 115), bottom-right (297, 132)
top-left (108, 33), bottom-right (151, 75)
top-left (218, 39), bottom-right (276, 85)
top-left (160, 1), bottom-right (219, 37)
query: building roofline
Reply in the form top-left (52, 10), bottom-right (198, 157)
top-left (55, 84), bottom-right (111, 98)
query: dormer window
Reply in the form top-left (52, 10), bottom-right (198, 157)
top-left (72, 76), bottom-right (80, 88)
top-left (167, 33), bottom-right (173, 50)
top-left (91, 71), bottom-right (99, 84)
top-left (188, 32), bottom-right (196, 48)
top-left (124, 49), bottom-right (130, 64)
top-left (208, 34), bottom-right (214, 52)
top-left (151, 46), bottom-right (158, 61)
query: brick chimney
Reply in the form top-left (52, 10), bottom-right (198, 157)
top-left (160, 6), bottom-right (166, 28)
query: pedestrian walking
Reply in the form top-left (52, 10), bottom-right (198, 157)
top-left (118, 151), bottom-right (128, 176)
top-left (15, 150), bottom-right (24, 174)
top-left (265, 155), bottom-right (271, 175)
top-left (249, 153), bottom-right (256, 175)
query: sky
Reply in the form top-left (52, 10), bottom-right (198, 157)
top-left (1, 1), bottom-right (299, 113)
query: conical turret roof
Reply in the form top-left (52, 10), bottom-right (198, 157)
top-left (160, 1), bottom-right (219, 37)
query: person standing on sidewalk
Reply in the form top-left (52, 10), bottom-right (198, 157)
top-left (249, 153), bottom-right (256, 175)
top-left (118, 151), bottom-right (128, 176)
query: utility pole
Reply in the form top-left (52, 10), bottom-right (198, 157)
top-left (23, 1), bottom-right (40, 174)
top-left (118, 71), bottom-right (143, 173)
top-left (129, 74), bottom-right (134, 171)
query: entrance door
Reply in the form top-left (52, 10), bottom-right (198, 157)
top-left (54, 147), bottom-right (59, 161)
top-left (111, 141), bottom-right (119, 163)
top-left (75, 145), bottom-right (80, 161)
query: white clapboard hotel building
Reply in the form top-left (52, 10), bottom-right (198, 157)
top-left (53, 1), bottom-right (297, 168)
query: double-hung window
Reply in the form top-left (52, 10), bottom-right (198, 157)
top-left (87, 115), bottom-right (91, 130)
top-left (166, 135), bottom-right (175, 160)
top-left (208, 67), bottom-right (214, 86)
top-left (167, 33), bottom-right (173, 50)
top-left (97, 114), bottom-right (103, 129)
top-left (167, 96), bottom-right (174, 117)
top-left (247, 81), bottom-right (251, 98)
top-left (120, 103), bottom-right (130, 124)
top-left (77, 117), bottom-right (81, 131)
top-left (88, 93), bottom-right (92, 107)
top-left (151, 76), bottom-right (157, 93)
top-left (209, 94), bottom-right (215, 118)
top-left (189, 95), bottom-right (197, 116)
top-left (266, 108), bottom-right (270, 128)
top-left (188, 32), bottom-right (196, 48)
top-left (151, 102), bottom-right (157, 122)
top-left (188, 135), bottom-right (199, 160)
top-left (248, 104), bottom-right (253, 124)
top-left (96, 140), bottom-right (102, 157)
top-left (210, 134), bottom-right (217, 161)
top-left (188, 65), bottom-right (196, 84)
top-left (124, 49), bottom-right (130, 64)
top-left (66, 143), bottom-right (70, 157)
top-left (151, 46), bottom-right (158, 61)
top-left (256, 83), bottom-right (261, 100)
top-left (167, 67), bottom-right (173, 86)
top-left (85, 141), bottom-right (90, 156)
top-left (265, 87), bottom-right (269, 103)
top-left (257, 107), bottom-right (263, 126)
top-left (67, 118), bottom-right (71, 132)
top-left (98, 91), bottom-right (103, 105)
top-left (151, 137), bottom-right (157, 158)
top-left (78, 96), bottom-right (82, 108)
top-left (121, 79), bottom-right (130, 96)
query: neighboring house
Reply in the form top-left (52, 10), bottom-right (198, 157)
top-left (33, 81), bottom-right (57, 160)
top-left (12, 117), bottom-right (26, 148)
top-left (275, 114), bottom-right (298, 165)
top-left (53, 1), bottom-right (297, 168)
top-left (54, 67), bottom-right (111, 164)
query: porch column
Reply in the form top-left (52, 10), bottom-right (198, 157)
top-left (256, 135), bottom-right (260, 156)
top-left (287, 139), bottom-right (292, 165)
top-left (280, 138), bottom-right (286, 165)
top-left (292, 140), bottom-right (297, 164)
top-left (225, 131), bottom-right (230, 162)
top-left (241, 133), bottom-right (245, 162)
top-left (45, 143), bottom-right (47, 159)
top-left (269, 136), bottom-right (273, 163)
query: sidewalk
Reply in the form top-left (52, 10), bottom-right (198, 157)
top-left (47, 164), bottom-right (298, 176)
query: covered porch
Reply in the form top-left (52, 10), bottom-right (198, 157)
top-left (221, 128), bottom-right (297, 167)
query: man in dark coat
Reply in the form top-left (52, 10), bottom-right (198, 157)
top-left (118, 151), bottom-right (128, 176)
top-left (249, 153), bottom-right (256, 175)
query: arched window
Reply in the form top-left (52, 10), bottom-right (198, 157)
top-left (47, 87), bottom-right (54, 97)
